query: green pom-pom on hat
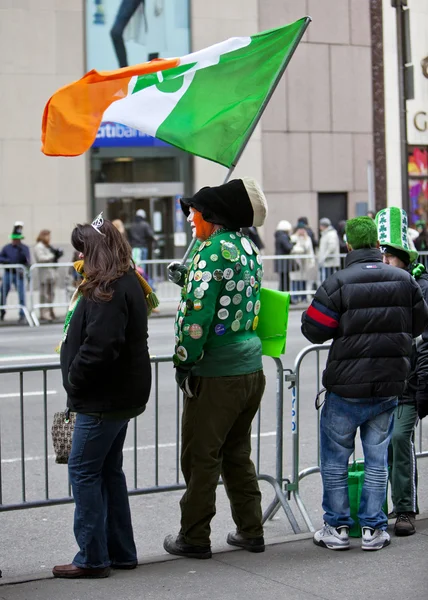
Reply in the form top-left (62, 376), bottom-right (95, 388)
top-left (375, 207), bottom-right (418, 263)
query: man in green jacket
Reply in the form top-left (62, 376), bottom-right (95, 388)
top-left (164, 178), bottom-right (268, 559)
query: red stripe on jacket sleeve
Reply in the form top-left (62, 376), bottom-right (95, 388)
top-left (306, 304), bottom-right (339, 328)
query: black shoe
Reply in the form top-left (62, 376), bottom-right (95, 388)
top-left (394, 512), bottom-right (416, 536)
top-left (227, 532), bottom-right (265, 553)
top-left (18, 315), bottom-right (26, 324)
top-left (0, 310), bottom-right (5, 322)
top-left (163, 534), bottom-right (212, 559)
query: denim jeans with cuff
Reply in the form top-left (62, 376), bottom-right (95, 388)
top-left (68, 413), bottom-right (137, 569)
top-left (320, 392), bottom-right (397, 531)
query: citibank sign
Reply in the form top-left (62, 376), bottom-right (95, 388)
top-left (92, 122), bottom-right (169, 148)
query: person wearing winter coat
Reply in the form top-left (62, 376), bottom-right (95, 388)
top-left (289, 223), bottom-right (316, 302)
top-left (302, 216), bottom-right (428, 552)
top-left (318, 218), bottom-right (340, 280)
top-left (274, 220), bottom-right (294, 292)
top-left (0, 224), bottom-right (31, 323)
top-left (376, 208), bottom-right (428, 537)
top-left (53, 216), bottom-right (156, 579)
top-left (34, 230), bottom-right (63, 321)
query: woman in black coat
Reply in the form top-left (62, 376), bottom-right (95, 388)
top-left (53, 216), bottom-right (153, 579)
top-left (275, 220), bottom-right (294, 292)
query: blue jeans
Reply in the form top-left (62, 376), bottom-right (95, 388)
top-left (68, 414), bottom-right (137, 568)
top-left (320, 392), bottom-right (397, 530)
top-left (110, 0), bottom-right (144, 67)
top-left (1, 270), bottom-right (26, 318)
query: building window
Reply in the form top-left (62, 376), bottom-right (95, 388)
top-left (408, 147), bottom-right (428, 225)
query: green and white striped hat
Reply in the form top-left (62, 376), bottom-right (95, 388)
top-left (375, 207), bottom-right (418, 264)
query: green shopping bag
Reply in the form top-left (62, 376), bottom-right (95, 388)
top-left (348, 460), bottom-right (388, 537)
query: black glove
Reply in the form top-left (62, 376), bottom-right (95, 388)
top-left (168, 261), bottom-right (188, 287)
top-left (415, 384), bottom-right (428, 420)
top-left (49, 246), bottom-right (64, 263)
top-left (175, 366), bottom-right (194, 397)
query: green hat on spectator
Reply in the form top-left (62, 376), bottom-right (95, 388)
top-left (376, 207), bottom-right (418, 264)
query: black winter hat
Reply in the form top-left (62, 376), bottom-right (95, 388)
top-left (180, 178), bottom-right (267, 230)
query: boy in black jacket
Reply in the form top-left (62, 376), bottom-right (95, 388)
top-left (301, 216), bottom-right (428, 552)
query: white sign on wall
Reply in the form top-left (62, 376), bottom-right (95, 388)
top-left (406, 0), bottom-right (428, 145)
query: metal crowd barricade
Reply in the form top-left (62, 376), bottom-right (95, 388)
top-left (0, 264), bottom-right (34, 326)
top-left (0, 356), bottom-right (301, 533)
top-left (281, 343), bottom-right (428, 533)
top-left (29, 262), bottom-right (76, 327)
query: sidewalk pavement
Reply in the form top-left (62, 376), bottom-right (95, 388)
top-left (2, 518), bottom-right (427, 600)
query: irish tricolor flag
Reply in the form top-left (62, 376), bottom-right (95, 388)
top-left (42, 18), bottom-right (310, 167)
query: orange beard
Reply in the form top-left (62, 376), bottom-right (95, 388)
top-left (193, 209), bottom-right (215, 241)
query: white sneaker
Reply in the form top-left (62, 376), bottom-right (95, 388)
top-left (313, 523), bottom-right (350, 550)
top-left (361, 527), bottom-right (390, 551)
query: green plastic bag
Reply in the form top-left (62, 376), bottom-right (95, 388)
top-left (348, 460), bottom-right (388, 537)
top-left (256, 288), bottom-right (290, 357)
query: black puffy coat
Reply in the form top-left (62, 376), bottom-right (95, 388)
top-left (274, 230), bottom-right (294, 273)
top-left (407, 271), bottom-right (428, 405)
top-left (301, 248), bottom-right (428, 399)
top-left (60, 270), bottom-right (151, 413)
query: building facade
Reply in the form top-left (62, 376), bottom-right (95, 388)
top-left (1, 0), bottom-right (424, 258)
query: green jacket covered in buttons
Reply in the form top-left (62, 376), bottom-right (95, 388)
top-left (174, 229), bottom-right (264, 377)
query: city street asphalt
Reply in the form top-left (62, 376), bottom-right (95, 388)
top-left (0, 311), bottom-right (428, 597)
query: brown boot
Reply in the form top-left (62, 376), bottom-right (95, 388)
top-left (49, 309), bottom-right (57, 321)
top-left (394, 512), bottom-right (416, 536)
top-left (52, 563), bottom-right (110, 578)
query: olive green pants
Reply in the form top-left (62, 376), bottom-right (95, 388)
top-left (179, 370), bottom-right (266, 546)
top-left (388, 403), bottom-right (419, 514)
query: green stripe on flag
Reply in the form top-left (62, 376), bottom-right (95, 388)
top-left (156, 18), bottom-right (308, 167)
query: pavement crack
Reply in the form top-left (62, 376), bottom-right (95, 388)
top-left (212, 556), bottom-right (331, 600)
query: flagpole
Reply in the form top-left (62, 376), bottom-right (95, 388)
top-left (179, 16), bottom-right (311, 265)
top-left (179, 165), bottom-right (236, 264)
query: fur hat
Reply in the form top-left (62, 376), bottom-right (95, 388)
top-left (276, 220), bottom-right (292, 232)
top-left (376, 207), bottom-right (418, 264)
top-left (180, 178), bottom-right (267, 230)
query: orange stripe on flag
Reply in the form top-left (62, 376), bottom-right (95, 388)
top-left (41, 58), bottom-right (180, 157)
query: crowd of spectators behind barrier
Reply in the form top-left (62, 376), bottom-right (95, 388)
top-left (3, 210), bottom-right (428, 323)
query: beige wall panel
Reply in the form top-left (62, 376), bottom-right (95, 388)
top-left (191, 18), bottom-right (258, 50)
top-left (54, 0), bottom-right (82, 10)
top-left (348, 191), bottom-right (369, 219)
top-left (29, 0), bottom-right (54, 8)
top-left (0, 9), bottom-right (55, 74)
top-left (262, 76), bottom-right (287, 132)
top-left (311, 133), bottom-right (354, 191)
top-left (194, 136), bottom-right (262, 192)
top-left (55, 9), bottom-right (84, 76)
top-left (0, 204), bottom-right (34, 240)
top-left (330, 45), bottom-right (373, 133)
top-left (287, 42), bottom-right (330, 132)
top-left (263, 132), bottom-right (310, 192)
top-left (3, 141), bottom-right (58, 208)
top-left (350, 0), bottom-right (371, 46)
top-left (0, 74), bottom-right (70, 140)
top-left (0, 1), bottom-right (29, 8)
top-left (307, 0), bottom-right (350, 45)
top-left (352, 134), bottom-right (374, 192)
top-left (192, 0), bottom-right (257, 21)
top-left (259, 0), bottom-right (308, 32)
